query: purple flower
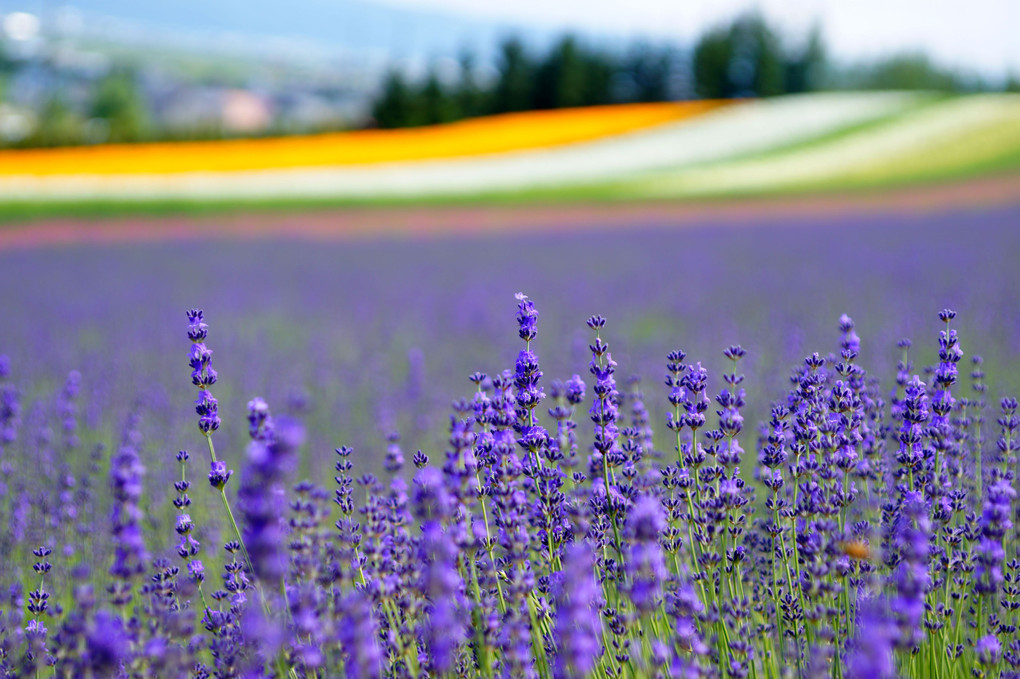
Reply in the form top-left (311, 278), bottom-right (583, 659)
top-left (336, 591), bottom-right (382, 679)
top-left (975, 477), bottom-right (1015, 595)
top-left (666, 578), bottom-right (706, 659)
top-left (587, 321), bottom-right (620, 473)
top-left (384, 431), bottom-right (404, 473)
top-left (839, 314), bottom-right (861, 354)
top-left (931, 311), bottom-right (963, 433)
top-left (412, 466), bottom-right (452, 525)
top-left (515, 292), bottom-right (538, 342)
top-left (207, 460), bottom-right (233, 490)
top-left (895, 376), bottom-right (929, 487)
top-left (108, 416), bottom-right (149, 586)
top-left (187, 309), bottom-right (220, 433)
top-left (238, 415), bottom-right (304, 585)
top-left (240, 604), bottom-right (287, 673)
top-left (58, 370), bottom-right (81, 450)
top-left (247, 397), bottom-right (274, 442)
top-left (85, 610), bottom-right (130, 674)
top-left (976, 634), bottom-right (1001, 666)
top-left (513, 371), bottom-right (548, 465)
top-left (419, 524), bottom-right (466, 674)
top-left (565, 374), bottom-right (586, 406)
top-left (845, 597), bottom-right (897, 679)
top-left (495, 482), bottom-right (537, 678)
top-left (553, 542), bottom-right (603, 679)
top-left (625, 495), bottom-right (668, 614)
top-left (187, 559), bottom-right (205, 585)
top-left (891, 491), bottom-right (929, 651)
top-left (0, 356), bottom-right (21, 449)
top-left (195, 389), bottom-right (220, 434)
top-left (997, 397), bottom-right (1019, 470)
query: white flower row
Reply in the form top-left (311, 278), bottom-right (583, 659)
top-left (634, 94), bottom-right (1020, 197)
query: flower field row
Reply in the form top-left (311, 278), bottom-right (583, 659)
top-left (0, 92), bottom-right (960, 203)
top-left (0, 202), bottom-right (1019, 676)
top-left (630, 93), bottom-right (1020, 198)
top-left (0, 101), bottom-right (724, 176)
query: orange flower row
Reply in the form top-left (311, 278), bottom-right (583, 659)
top-left (0, 101), bottom-right (728, 176)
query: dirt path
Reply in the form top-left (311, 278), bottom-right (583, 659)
top-left (1, 173), bottom-right (1017, 251)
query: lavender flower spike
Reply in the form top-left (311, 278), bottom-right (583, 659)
top-left (109, 419), bottom-right (148, 581)
top-left (553, 542), bottom-right (603, 679)
top-left (238, 415), bottom-right (305, 585)
top-left (186, 309), bottom-right (235, 495)
top-left (625, 495), bottom-right (669, 614)
top-left (419, 523), bottom-right (466, 675)
top-left (845, 598), bottom-right (897, 679)
top-left (247, 396), bottom-right (274, 442)
top-left (515, 292), bottom-right (538, 342)
top-left (337, 591), bottom-right (382, 679)
top-left (188, 309), bottom-right (220, 433)
top-left (892, 491), bottom-right (929, 651)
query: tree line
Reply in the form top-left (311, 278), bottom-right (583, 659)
top-left (372, 36), bottom-right (685, 128)
top-left (372, 12), bottom-right (1013, 128)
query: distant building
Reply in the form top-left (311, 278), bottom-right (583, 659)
top-left (0, 104), bottom-right (34, 142)
top-left (222, 89), bottom-right (272, 133)
top-left (155, 87), bottom-right (273, 135)
top-left (156, 86), bottom-right (224, 132)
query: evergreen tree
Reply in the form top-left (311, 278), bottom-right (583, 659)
top-left (579, 49), bottom-right (615, 106)
top-left (729, 14), bottom-right (785, 97)
top-left (454, 52), bottom-right (484, 119)
top-left (90, 67), bottom-right (149, 142)
top-left (32, 96), bottom-right (83, 146)
top-left (419, 69), bottom-right (458, 125)
top-left (620, 43), bottom-right (674, 102)
top-left (490, 38), bottom-right (533, 113)
top-left (783, 25), bottom-right (826, 94)
top-left (372, 70), bottom-right (414, 128)
top-left (693, 13), bottom-right (787, 98)
top-left (534, 36), bottom-right (587, 109)
top-left (692, 26), bottom-right (734, 98)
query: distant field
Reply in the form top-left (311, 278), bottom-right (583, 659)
top-left (0, 172), bottom-right (1016, 251)
top-left (0, 92), bottom-right (1018, 220)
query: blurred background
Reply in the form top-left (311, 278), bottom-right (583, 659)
top-left (0, 0), bottom-right (1016, 146)
top-left (0, 0), bottom-right (1018, 546)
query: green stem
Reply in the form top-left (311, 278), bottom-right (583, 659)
top-left (474, 471), bottom-right (507, 615)
top-left (204, 434), bottom-right (255, 573)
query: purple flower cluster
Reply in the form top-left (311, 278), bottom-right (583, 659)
top-left (0, 292), bottom-right (1018, 679)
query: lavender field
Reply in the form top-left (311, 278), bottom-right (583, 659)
top-left (0, 203), bottom-right (1019, 677)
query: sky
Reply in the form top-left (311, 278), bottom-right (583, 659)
top-left (383, 0), bottom-right (1020, 76)
top-left (2, 0), bottom-right (1016, 78)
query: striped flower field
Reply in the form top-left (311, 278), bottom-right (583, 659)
top-left (0, 92), bottom-right (1017, 209)
top-left (0, 101), bottom-right (724, 175)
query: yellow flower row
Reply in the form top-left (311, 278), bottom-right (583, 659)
top-left (0, 101), bottom-right (728, 176)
